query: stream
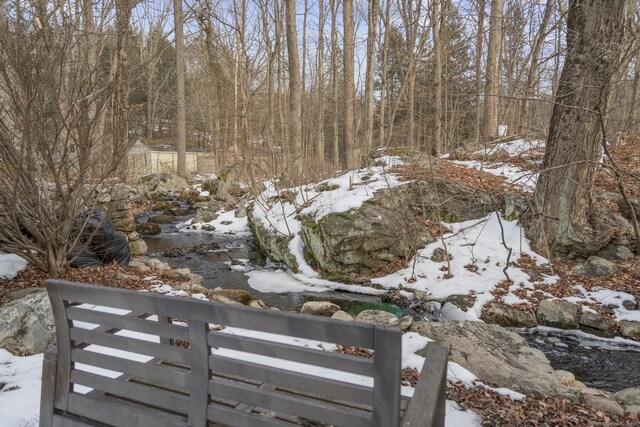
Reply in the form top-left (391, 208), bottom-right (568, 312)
top-left (517, 328), bottom-right (640, 392)
top-left (139, 205), bottom-right (640, 393)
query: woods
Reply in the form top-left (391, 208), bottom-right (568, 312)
top-left (0, 0), bottom-right (639, 263)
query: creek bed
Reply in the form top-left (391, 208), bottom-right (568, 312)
top-left (145, 230), bottom-right (390, 313)
top-left (517, 327), bottom-right (640, 392)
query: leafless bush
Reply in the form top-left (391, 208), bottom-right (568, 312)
top-left (0, 2), bottom-right (117, 273)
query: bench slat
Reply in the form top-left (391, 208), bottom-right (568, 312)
top-left (69, 327), bottom-right (190, 365)
top-left (71, 349), bottom-right (190, 389)
top-left (207, 401), bottom-right (292, 426)
top-left (66, 393), bottom-right (187, 427)
top-left (209, 354), bottom-right (373, 406)
top-left (52, 414), bottom-right (105, 427)
top-left (208, 330), bottom-right (375, 376)
top-left (53, 280), bottom-right (375, 348)
top-left (208, 376), bottom-right (373, 427)
top-left (70, 370), bottom-right (189, 415)
top-left (66, 306), bottom-right (188, 341)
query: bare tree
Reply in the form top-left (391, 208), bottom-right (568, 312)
top-left (529, 0), bottom-right (633, 256)
top-left (363, 0), bottom-right (378, 155)
top-left (482, 0), bottom-right (504, 142)
top-left (174, 0), bottom-right (187, 176)
top-left (343, 0), bottom-right (356, 167)
top-left (285, 0), bottom-right (302, 175)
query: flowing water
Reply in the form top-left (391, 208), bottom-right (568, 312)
top-left (518, 328), bottom-right (640, 392)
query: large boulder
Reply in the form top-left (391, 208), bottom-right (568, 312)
top-left (299, 203), bottom-right (434, 279)
top-left (572, 256), bottom-right (619, 278)
top-left (481, 303), bottom-right (537, 328)
top-left (410, 321), bottom-right (577, 399)
top-left (619, 320), bottom-right (640, 341)
top-left (142, 173), bottom-right (189, 198)
top-left (536, 299), bottom-right (579, 329)
top-left (0, 290), bottom-right (56, 354)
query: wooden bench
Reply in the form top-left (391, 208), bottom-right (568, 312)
top-left (40, 279), bottom-right (449, 427)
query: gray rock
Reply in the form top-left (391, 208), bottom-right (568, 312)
top-left (481, 303), bottom-right (538, 328)
top-left (128, 231), bottom-right (140, 241)
top-left (445, 295), bottom-right (475, 312)
top-left (619, 321), bottom-right (640, 341)
top-left (142, 173), bottom-right (189, 197)
top-left (113, 215), bottom-right (137, 233)
top-left (147, 258), bottom-right (170, 271)
top-left (149, 215), bottom-right (174, 224)
top-left (355, 310), bottom-right (399, 327)
top-left (300, 301), bottom-right (340, 317)
top-left (331, 310), bottom-right (355, 322)
top-left (615, 388), bottom-right (640, 406)
top-left (536, 299), bottom-right (579, 329)
top-left (161, 268), bottom-right (191, 282)
top-left (137, 222), bottom-right (161, 236)
top-left (396, 315), bottom-right (413, 331)
top-left (596, 244), bottom-right (634, 261)
top-left (572, 256), bottom-right (619, 278)
top-left (622, 299), bottom-right (638, 311)
top-left (580, 391), bottom-right (625, 416)
top-left (129, 239), bottom-right (148, 256)
top-left (411, 321), bottom-right (576, 399)
top-left (0, 290), bottom-right (56, 354)
top-left (626, 405), bottom-right (640, 417)
top-left (430, 248), bottom-right (452, 262)
top-left (579, 312), bottom-right (616, 337)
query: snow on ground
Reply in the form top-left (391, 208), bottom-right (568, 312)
top-left (450, 160), bottom-right (539, 191)
top-left (0, 303), bottom-right (483, 427)
top-left (0, 253), bottom-right (28, 280)
top-left (472, 138), bottom-right (545, 157)
top-left (448, 138), bottom-right (545, 192)
top-left (567, 286), bottom-right (640, 323)
top-left (179, 208), bottom-right (251, 236)
top-left (372, 212), bottom-right (557, 320)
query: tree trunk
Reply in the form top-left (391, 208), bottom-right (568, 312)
top-left (378, 0), bottom-right (391, 148)
top-left (113, 0), bottom-right (134, 180)
top-left (174, 0), bottom-right (186, 176)
top-left (342, 0), bottom-right (355, 168)
top-left (330, 0), bottom-right (340, 168)
top-left (432, 0), bottom-right (443, 155)
top-left (316, 0), bottom-right (326, 163)
top-left (363, 0), bottom-right (378, 155)
top-left (482, 0), bottom-right (503, 142)
top-left (530, 0), bottom-right (632, 257)
top-left (285, 0), bottom-right (303, 176)
top-left (474, 0), bottom-right (485, 144)
top-left (518, 0), bottom-right (554, 134)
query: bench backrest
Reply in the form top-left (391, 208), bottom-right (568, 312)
top-left (46, 279), bottom-right (403, 427)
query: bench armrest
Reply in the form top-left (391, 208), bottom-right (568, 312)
top-left (401, 343), bottom-right (449, 427)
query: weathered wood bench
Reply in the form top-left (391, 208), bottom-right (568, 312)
top-left (40, 279), bottom-right (448, 427)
